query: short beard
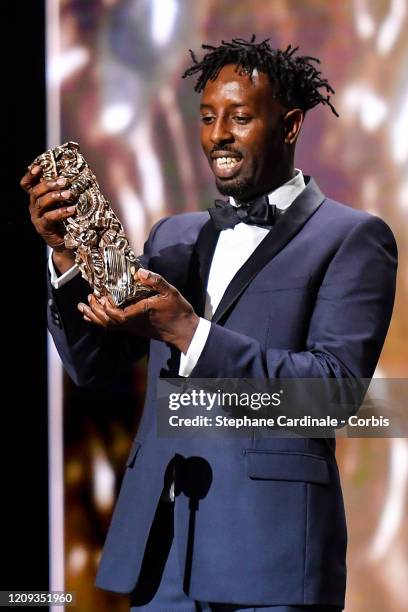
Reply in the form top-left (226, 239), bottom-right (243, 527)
top-left (215, 176), bottom-right (252, 201)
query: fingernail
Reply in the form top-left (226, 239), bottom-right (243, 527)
top-left (61, 190), bottom-right (71, 199)
top-left (47, 180), bottom-right (57, 187)
top-left (31, 165), bottom-right (40, 175)
top-left (78, 304), bottom-right (84, 312)
top-left (138, 268), bottom-right (150, 279)
top-left (67, 205), bottom-right (76, 213)
top-left (57, 177), bottom-right (67, 186)
top-left (87, 294), bottom-right (92, 303)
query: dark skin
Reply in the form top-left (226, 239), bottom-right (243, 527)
top-left (200, 64), bottom-right (303, 201)
top-left (20, 64), bottom-right (303, 353)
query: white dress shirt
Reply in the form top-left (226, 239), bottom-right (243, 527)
top-left (178, 169), bottom-right (306, 376)
top-left (49, 170), bottom-right (306, 377)
top-left (48, 250), bottom-right (81, 288)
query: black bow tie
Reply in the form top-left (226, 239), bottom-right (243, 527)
top-left (208, 195), bottom-right (280, 230)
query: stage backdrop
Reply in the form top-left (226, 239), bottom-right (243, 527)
top-left (46, 1), bottom-right (408, 610)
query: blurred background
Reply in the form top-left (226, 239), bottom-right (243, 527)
top-left (42, 0), bottom-right (408, 610)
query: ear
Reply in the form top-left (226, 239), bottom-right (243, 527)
top-left (283, 108), bottom-right (304, 145)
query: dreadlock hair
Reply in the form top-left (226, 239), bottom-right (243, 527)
top-left (182, 34), bottom-right (338, 117)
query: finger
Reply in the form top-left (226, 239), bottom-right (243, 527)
top-left (106, 294), bottom-right (118, 308)
top-left (123, 297), bottom-right (151, 318)
top-left (33, 189), bottom-right (73, 215)
top-left (30, 177), bottom-right (69, 202)
top-left (42, 205), bottom-right (77, 223)
top-left (77, 302), bottom-right (106, 327)
top-left (100, 297), bottom-right (126, 324)
top-left (136, 268), bottom-right (172, 296)
top-left (20, 165), bottom-right (42, 192)
top-left (88, 294), bottom-right (117, 326)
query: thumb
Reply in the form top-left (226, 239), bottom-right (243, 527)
top-left (135, 268), bottom-right (169, 295)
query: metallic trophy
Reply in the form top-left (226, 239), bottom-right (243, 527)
top-left (29, 141), bottom-right (154, 307)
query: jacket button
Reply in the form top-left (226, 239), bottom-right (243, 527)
top-left (51, 311), bottom-right (62, 328)
top-left (48, 298), bottom-right (59, 315)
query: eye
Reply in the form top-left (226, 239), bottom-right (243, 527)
top-left (200, 115), bottom-right (215, 125)
top-left (233, 116), bottom-right (251, 124)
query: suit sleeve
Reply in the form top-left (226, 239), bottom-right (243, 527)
top-left (47, 217), bottom-right (168, 388)
top-left (190, 216), bottom-right (397, 381)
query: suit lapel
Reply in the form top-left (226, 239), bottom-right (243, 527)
top-left (165, 216), bottom-right (218, 376)
top-left (185, 218), bottom-right (220, 317)
top-left (211, 176), bottom-right (326, 324)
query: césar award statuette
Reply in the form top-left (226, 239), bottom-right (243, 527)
top-left (29, 141), bottom-right (155, 307)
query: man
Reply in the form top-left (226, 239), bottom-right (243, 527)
top-left (21, 37), bottom-right (397, 611)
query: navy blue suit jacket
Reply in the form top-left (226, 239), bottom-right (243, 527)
top-left (47, 177), bottom-right (397, 607)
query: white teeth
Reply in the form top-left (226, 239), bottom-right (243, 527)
top-left (215, 157), bottom-right (240, 168)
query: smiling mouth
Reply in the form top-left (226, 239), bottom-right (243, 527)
top-left (211, 155), bottom-right (244, 179)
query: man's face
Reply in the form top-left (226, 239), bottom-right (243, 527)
top-left (200, 64), bottom-right (289, 201)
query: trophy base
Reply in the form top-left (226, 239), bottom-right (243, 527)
top-left (97, 244), bottom-right (155, 308)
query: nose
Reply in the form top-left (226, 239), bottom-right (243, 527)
top-left (210, 117), bottom-right (233, 145)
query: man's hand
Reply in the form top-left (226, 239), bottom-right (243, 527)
top-left (20, 165), bottom-right (76, 273)
top-left (77, 269), bottom-right (200, 354)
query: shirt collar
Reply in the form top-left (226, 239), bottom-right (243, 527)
top-left (229, 168), bottom-right (305, 211)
